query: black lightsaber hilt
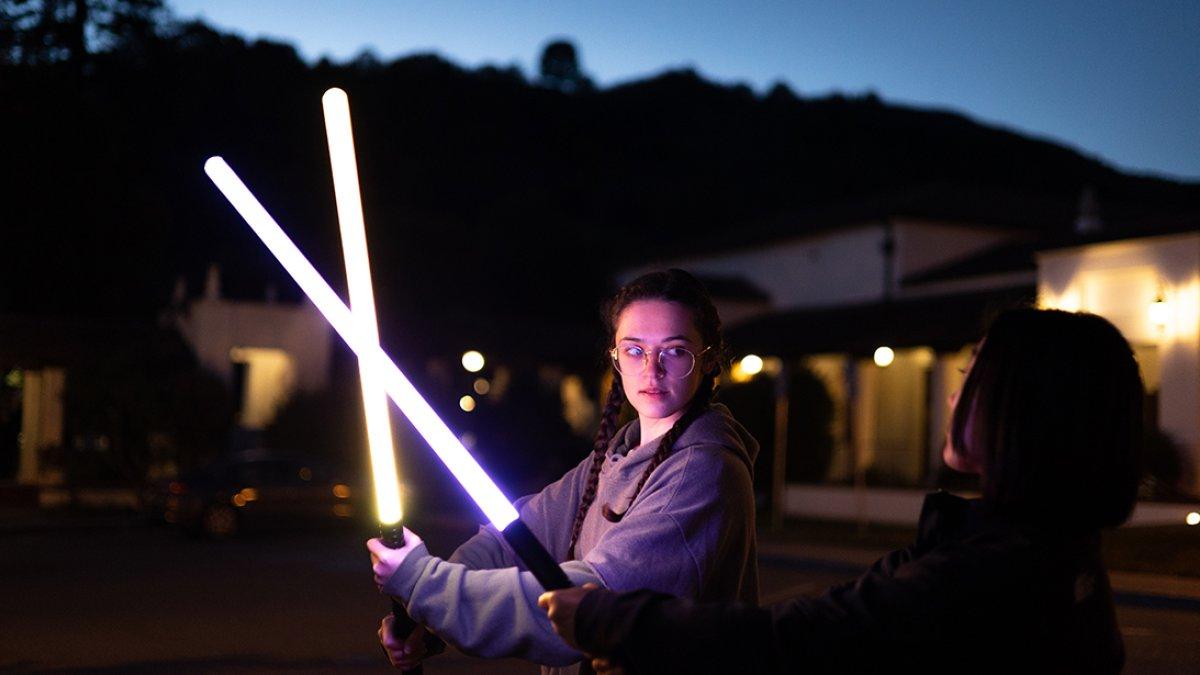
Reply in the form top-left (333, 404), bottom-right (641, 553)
top-left (500, 520), bottom-right (595, 674)
top-left (500, 518), bottom-right (572, 590)
top-left (381, 525), bottom-right (445, 671)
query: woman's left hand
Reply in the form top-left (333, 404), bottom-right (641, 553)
top-left (538, 583), bottom-right (600, 650)
top-left (367, 527), bottom-right (424, 591)
top-left (590, 657), bottom-right (625, 675)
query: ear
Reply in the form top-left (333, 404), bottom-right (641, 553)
top-left (702, 351), bottom-right (721, 376)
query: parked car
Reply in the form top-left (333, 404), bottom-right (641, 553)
top-left (153, 453), bottom-right (364, 538)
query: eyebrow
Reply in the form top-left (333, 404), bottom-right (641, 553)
top-left (619, 335), bottom-right (694, 344)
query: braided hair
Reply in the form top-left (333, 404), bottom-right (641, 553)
top-left (566, 269), bottom-right (727, 560)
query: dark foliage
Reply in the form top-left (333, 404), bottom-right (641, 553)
top-left (2, 6), bottom-right (1197, 367)
top-left (261, 378), bottom-right (365, 466)
top-left (786, 367), bottom-right (836, 483)
top-left (60, 326), bottom-right (234, 494)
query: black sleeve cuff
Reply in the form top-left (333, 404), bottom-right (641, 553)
top-left (575, 588), bottom-right (673, 659)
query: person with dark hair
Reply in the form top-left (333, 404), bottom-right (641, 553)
top-left (539, 308), bottom-right (1143, 675)
top-left (367, 269), bottom-right (759, 674)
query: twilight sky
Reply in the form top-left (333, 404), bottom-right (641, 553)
top-left (169, 0), bottom-right (1200, 181)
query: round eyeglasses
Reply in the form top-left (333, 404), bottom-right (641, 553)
top-left (609, 345), bottom-right (711, 379)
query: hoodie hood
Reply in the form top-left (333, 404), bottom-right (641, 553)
top-left (611, 402), bottom-right (759, 473)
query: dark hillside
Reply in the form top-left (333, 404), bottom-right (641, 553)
top-left (2, 17), bottom-right (1196, 356)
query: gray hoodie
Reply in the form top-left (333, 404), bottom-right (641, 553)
top-left (383, 403), bottom-right (759, 673)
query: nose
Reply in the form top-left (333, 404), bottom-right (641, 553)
top-left (648, 351), bottom-right (666, 378)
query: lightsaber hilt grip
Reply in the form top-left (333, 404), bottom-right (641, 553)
top-left (500, 519), bottom-right (572, 590)
top-left (500, 520), bottom-right (592, 672)
top-left (381, 525), bottom-right (446, 672)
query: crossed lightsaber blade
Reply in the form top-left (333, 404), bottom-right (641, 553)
top-left (320, 87), bottom-right (431, 670)
top-left (203, 90), bottom-right (571, 599)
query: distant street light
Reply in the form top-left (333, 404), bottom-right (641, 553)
top-left (1149, 293), bottom-right (1170, 332)
top-left (874, 346), bottom-right (895, 368)
top-left (462, 350), bottom-right (485, 373)
top-left (739, 354), bottom-right (764, 376)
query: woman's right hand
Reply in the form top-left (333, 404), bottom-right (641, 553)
top-left (378, 614), bottom-right (432, 670)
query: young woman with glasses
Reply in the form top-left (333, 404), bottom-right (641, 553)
top-left (367, 269), bottom-right (759, 675)
top-left (539, 308), bottom-right (1142, 674)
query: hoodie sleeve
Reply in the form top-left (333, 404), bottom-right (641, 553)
top-left (381, 430), bottom-right (753, 664)
top-left (448, 453), bottom-right (594, 569)
top-left (447, 525), bottom-right (519, 570)
top-left (386, 454), bottom-right (599, 664)
top-left (584, 442), bottom-right (755, 599)
top-left (383, 543), bottom-right (602, 665)
top-left (575, 535), bottom-right (1046, 674)
top-left (575, 588), bottom-right (777, 674)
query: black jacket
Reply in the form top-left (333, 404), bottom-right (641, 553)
top-left (575, 491), bottom-right (1124, 674)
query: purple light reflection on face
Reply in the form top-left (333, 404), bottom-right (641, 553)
top-left (943, 341), bottom-right (983, 475)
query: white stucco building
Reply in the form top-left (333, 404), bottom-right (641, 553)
top-left (621, 212), bottom-right (1200, 524)
top-left (173, 265), bottom-right (333, 430)
top-left (1039, 231), bottom-right (1200, 488)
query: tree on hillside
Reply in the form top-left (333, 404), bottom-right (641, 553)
top-left (538, 39), bottom-right (592, 93)
top-left (0, 0), bottom-right (164, 70)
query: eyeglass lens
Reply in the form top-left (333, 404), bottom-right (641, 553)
top-left (614, 346), bottom-right (696, 378)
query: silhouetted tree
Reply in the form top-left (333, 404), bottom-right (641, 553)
top-left (63, 328), bottom-right (235, 501)
top-left (538, 39), bottom-right (592, 93)
top-left (0, 15), bottom-right (1195, 333)
top-left (0, 0), bottom-right (163, 70)
top-left (786, 367), bottom-right (836, 482)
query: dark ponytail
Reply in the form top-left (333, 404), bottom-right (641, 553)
top-left (565, 269), bottom-right (726, 559)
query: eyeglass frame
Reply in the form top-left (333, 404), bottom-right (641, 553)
top-left (608, 344), bottom-right (713, 379)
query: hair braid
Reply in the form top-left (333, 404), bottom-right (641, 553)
top-left (601, 377), bottom-right (715, 523)
top-left (566, 373), bottom-right (626, 560)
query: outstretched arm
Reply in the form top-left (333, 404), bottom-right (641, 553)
top-left (371, 533), bottom-right (602, 666)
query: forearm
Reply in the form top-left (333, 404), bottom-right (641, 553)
top-left (386, 544), bottom-right (601, 666)
top-left (572, 544), bottom-right (996, 674)
top-left (448, 525), bottom-right (520, 570)
top-left (576, 589), bottom-right (779, 674)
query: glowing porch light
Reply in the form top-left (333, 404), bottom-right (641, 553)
top-left (874, 346), bottom-right (895, 368)
top-left (459, 395), bottom-right (477, 412)
top-left (1187, 512), bottom-right (1200, 526)
top-left (1057, 290), bottom-right (1082, 313)
top-left (739, 354), bottom-right (764, 376)
top-left (203, 157), bottom-right (519, 529)
top-left (322, 87), bottom-right (403, 527)
top-left (462, 350), bottom-right (485, 373)
top-left (1149, 294), bottom-right (1170, 332)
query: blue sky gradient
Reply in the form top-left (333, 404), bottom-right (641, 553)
top-left (169, 1), bottom-right (1200, 180)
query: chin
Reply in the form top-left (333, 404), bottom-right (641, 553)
top-left (942, 443), bottom-right (978, 474)
top-left (634, 398), bottom-right (685, 421)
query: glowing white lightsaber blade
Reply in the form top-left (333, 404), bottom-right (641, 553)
top-left (203, 156), bottom-right (519, 529)
top-left (322, 87), bottom-right (403, 527)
